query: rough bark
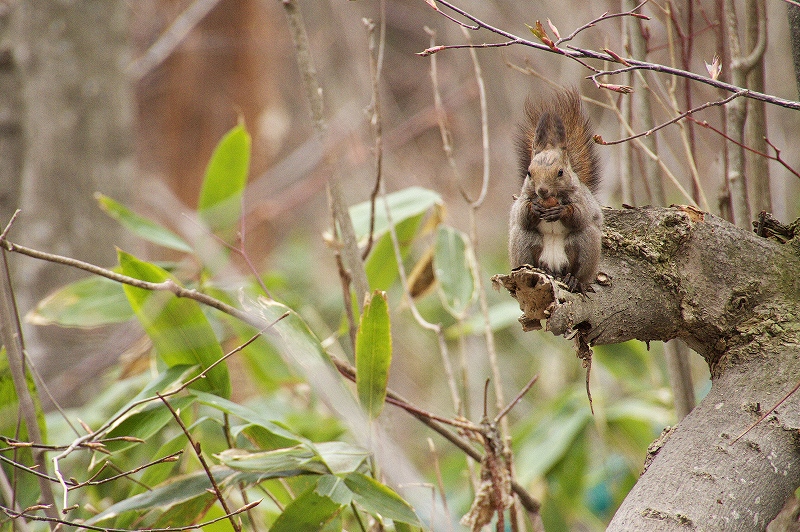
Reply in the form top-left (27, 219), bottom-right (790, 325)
top-left (494, 207), bottom-right (800, 531)
top-left (789, 2), bottom-right (800, 99)
top-left (0, 6), bottom-right (22, 226)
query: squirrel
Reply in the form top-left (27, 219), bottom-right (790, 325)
top-left (508, 89), bottom-right (603, 293)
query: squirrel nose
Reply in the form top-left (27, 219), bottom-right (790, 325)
top-left (537, 187), bottom-right (551, 198)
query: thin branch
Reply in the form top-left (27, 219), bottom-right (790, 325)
top-left (687, 117), bottom-right (800, 180)
top-left (0, 209), bottom-right (20, 242)
top-left (427, 439), bottom-right (455, 532)
top-left (127, 0), bottom-right (222, 81)
top-left (1, 501), bottom-right (260, 532)
top-left (0, 237), bottom-right (271, 331)
top-left (361, 17), bottom-right (385, 261)
top-left (281, 0), bottom-right (370, 310)
top-left (157, 393), bottom-right (240, 532)
top-left (596, 90), bottom-right (747, 145)
top-left (425, 0), bottom-right (800, 111)
top-left (554, 0), bottom-right (650, 47)
top-left (330, 354), bottom-right (541, 514)
top-left (732, 379), bottom-right (800, 444)
top-left (423, 0), bottom-right (479, 30)
top-left (495, 375), bottom-right (539, 423)
top-left (418, 40), bottom-right (521, 57)
top-left (603, 91), bottom-right (700, 207)
top-left (181, 212), bottom-right (272, 298)
top-left (461, 26), bottom-right (490, 207)
top-left (49, 328), bottom-right (275, 510)
top-left (68, 452), bottom-right (183, 490)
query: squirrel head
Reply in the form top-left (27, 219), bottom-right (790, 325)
top-left (524, 112), bottom-right (579, 199)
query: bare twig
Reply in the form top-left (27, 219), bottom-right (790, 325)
top-left (424, 0), bottom-right (800, 110)
top-left (461, 26), bottom-right (490, 208)
top-left (495, 375), bottom-right (539, 423)
top-left (48, 328), bottom-right (275, 510)
top-left (596, 90), bottom-right (747, 146)
top-left (361, 16), bottom-right (385, 261)
top-left (330, 354), bottom-right (541, 515)
top-left (67, 452), bottom-right (183, 490)
top-left (687, 117), bottom-right (800, 180)
top-left (1, 501), bottom-right (260, 532)
top-left (554, 0), bottom-right (650, 46)
top-left (181, 212), bottom-right (272, 298)
top-left (281, 0), bottom-right (370, 311)
top-left (157, 393), bottom-right (240, 532)
top-left (0, 237), bottom-right (272, 331)
top-left (427, 439), bottom-right (455, 532)
top-left (127, 0), bottom-right (222, 81)
top-left (732, 379), bottom-right (800, 444)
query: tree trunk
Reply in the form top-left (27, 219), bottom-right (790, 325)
top-left (494, 207), bottom-right (800, 530)
top-left (9, 0), bottom-right (134, 405)
top-left (789, 2), bottom-right (800, 99)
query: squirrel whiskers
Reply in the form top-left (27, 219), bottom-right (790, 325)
top-left (508, 89), bottom-right (603, 293)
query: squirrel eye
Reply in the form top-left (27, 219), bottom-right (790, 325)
top-left (557, 169), bottom-right (564, 177)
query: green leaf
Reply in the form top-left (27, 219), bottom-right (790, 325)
top-left (356, 291), bottom-right (392, 419)
top-left (364, 214), bottom-right (425, 290)
top-left (102, 396), bottom-right (195, 454)
top-left (198, 124), bottom-right (251, 234)
top-left (343, 472), bottom-right (422, 526)
top-left (315, 474), bottom-right (354, 505)
top-left (270, 486), bottom-right (344, 532)
top-left (190, 389), bottom-right (302, 449)
top-left (129, 429), bottom-right (188, 497)
top-left (105, 365), bottom-right (196, 428)
top-left (239, 297), bottom-right (350, 412)
top-left (150, 492), bottom-right (216, 529)
top-left (515, 406), bottom-right (592, 484)
top-left (434, 226), bottom-right (476, 317)
top-left (84, 468), bottom-right (238, 524)
top-left (349, 186), bottom-right (442, 240)
top-left (96, 193), bottom-right (192, 252)
top-left (216, 445), bottom-right (330, 478)
top-left (27, 275), bottom-right (134, 327)
top-left (312, 441), bottom-right (371, 475)
top-left (117, 250), bottom-right (231, 398)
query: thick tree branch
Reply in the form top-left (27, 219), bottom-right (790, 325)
top-left (494, 207), bottom-right (800, 530)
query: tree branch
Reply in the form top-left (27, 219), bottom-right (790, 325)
top-left (425, 0), bottom-right (800, 110)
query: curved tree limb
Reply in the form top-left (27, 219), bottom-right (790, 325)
top-left (494, 207), bottom-right (800, 530)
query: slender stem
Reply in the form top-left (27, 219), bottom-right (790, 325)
top-left (0, 248), bottom-right (59, 526)
top-left (157, 393), bottom-right (240, 532)
top-left (1, 501), bottom-right (260, 532)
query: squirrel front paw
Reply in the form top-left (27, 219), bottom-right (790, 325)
top-left (540, 204), bottom-right (564, 222)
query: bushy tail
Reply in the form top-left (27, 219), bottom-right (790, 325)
top-left (516, 88), bottom-right (600, 193)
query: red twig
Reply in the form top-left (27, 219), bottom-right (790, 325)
top-left (422, 0), bottom-right (800, 110)
top-left (687, 116), bottom-right (800, 180)
top-left (596, 90), bottom-right (747, 145)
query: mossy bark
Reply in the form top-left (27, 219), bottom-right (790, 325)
top-left (495, 206), bottom-right (800, 531)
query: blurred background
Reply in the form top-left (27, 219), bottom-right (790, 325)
top-left (1, 0), bottom-right (798, 529)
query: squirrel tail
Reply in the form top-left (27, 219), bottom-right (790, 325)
top-left (516, 88), bottom-right (600, 193)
